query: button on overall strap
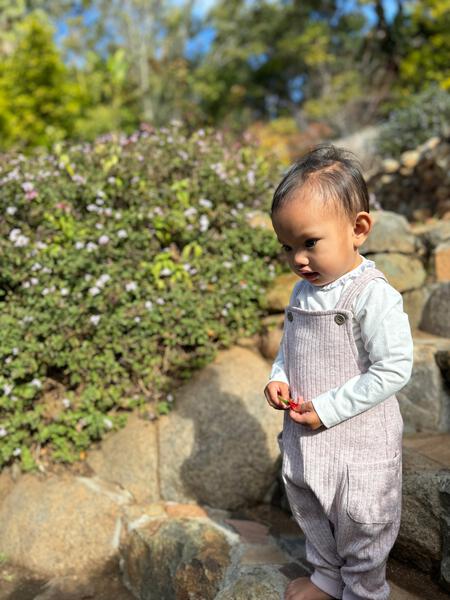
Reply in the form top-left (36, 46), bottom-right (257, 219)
top-left (335, 267), bottom-right (388, 312)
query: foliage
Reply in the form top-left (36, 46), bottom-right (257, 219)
top-left (0, 122), bottom-right (283, 472)
top-left (247, 118), bottom-right (333, 165)
top-left (398, 0), bottom-right (450, 93)
top-left (1, 1), bottom-right (450, 149)
top-left (0, 12), bottom-right (82, 150)
top-left (375, 85), bottom-right (450, 156)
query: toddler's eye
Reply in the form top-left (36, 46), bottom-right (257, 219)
top-left (305, 239), bottom-right (318, 248)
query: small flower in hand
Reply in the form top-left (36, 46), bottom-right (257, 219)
top-left (289, 397), bottom-right (323, 430)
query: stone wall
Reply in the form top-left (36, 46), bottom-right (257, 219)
top-left (367, 136), bottom-right (450, 222)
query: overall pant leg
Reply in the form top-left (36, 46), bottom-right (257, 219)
top-left (282, 472), bottom-right (345, 599)
top-left (334, 451), bottom-right (402, 600)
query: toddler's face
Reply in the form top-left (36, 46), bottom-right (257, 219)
top-left (271, 189), bottom-right (365, 287)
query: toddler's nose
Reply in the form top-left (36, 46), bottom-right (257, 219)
top-left (293, 250), bottom-right (309, 267)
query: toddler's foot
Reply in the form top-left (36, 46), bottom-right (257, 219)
top-left (285, 576), bottom-right (336, 600)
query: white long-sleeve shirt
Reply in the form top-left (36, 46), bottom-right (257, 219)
top-left (268, 255), bottom-right (414, 428)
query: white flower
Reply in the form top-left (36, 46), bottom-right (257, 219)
top-left (12, 448), bottom-right (21, 456)
top-left (98, 235), bottom-right (109, 245)
top-left (31, 262), bottom-right (42, 271)
top-left (31, 378), bottom-right (42, 388)
top-left (5, 357), bottom-right (12, 364)
top-left (241, 254), bottom-right (250, 262)
top-left (14, 233), bottom-right (30, 247)
top-left (226, 302), bottom-right (233, 309)
top-left (86, 242), bottom-right (98, 252)
top-left (184, 207), bottom-right (197, 217)
top-left (22, 181), bottom-right (34, 192)
top-left (167, 393), bottom-right (174, 403)
top-left (183, 263), bottom-right (191, 271)
top-left (41, 267), bottom-right (52, 274)
top-left (108, 176), bottom-right (116, 184)
top-left (96, 198), bottom-right (105, 206)
top-left (22, 316), bottom-right (34, 324)
top-left (223, 261), bottom-right (233, 269)
top-left (114, 211), bottom-right (122, 220)
top-left (90, 315), bottom-right (101, 326)
top-left (190, 268), bottom-right (197, 275)
top-left (221, 308), bottom-right (228, 316)
top-left (3, 384), bottom-right (13, 396)
top-left (117, 229), bottom-right (128, 239)
top-left (86, 203), bottom-right (99, 212)
top-left (246, 170), bottom-right (255, 186)
top-left (236, 202), bottom-right (244, 209)
top-left (12, 347), bottom-right (19, 355)
top-left (156, 297), bottom-right (165, 305)
top-left (42, 288), bottom-right (50, 296)
top-left (134, 316), bottom-right (141, 323)
top-left (199, 215), bottom-right (209, 232)
top-left (96, 190), bottom-right (106, 199)
top-left (89, 286), bottom-right (101, 296)
top-left (0, 427), bottom-right (7, 437)
top-left (104, 208), bottom-right (113, 217)
top-left (199, 198), bottom-right (212, 208)
top-left (97, 274), bottom-right (111, 286)
top-left (125, 281), bottom-right (138, 292)
top-left (145, 300), bottom-right (153, 310)
top-left (62, 398), bottom-right (71, 408)
top-left (30, 277), bottom-right (39, 285)
top-left (75, 241), bottom-right (85, 250)
top-left (103, 417), bottom-right (113, 429)
top-left (160, 267), bottom-right (172, 277)
top-left (60, 288), bottom-right (69, 296)
top-left (95, 222), bottom-right (104, 230)
top-left (6, 206), bottom-right (17, 215)
top-left (84, 274), bottom-right (92, 281)
top-left (36, 241), bottom-right (47, 250)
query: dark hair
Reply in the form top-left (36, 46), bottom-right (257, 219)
top-left (270, 144), bottom-right (369, 222)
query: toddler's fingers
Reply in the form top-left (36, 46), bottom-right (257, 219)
top-left (264, 386), bottom-right (280, 409)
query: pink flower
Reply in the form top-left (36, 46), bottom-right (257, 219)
top-left (26, 190), bottom-right (38, 200)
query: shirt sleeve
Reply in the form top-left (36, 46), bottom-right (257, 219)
top-left (311, 279), bottom-right (414, 429)
top-left (267, 279), bottom-right (303, 385)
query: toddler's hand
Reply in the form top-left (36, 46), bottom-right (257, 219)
top-left (289, 398), bottom-right (323, 430)
top-left (264, 381), bottom-right (291, 411)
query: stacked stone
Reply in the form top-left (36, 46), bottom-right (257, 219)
top-left (367, 136), bottom-right (450, 222)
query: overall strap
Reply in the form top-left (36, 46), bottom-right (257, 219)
top-left (335, 267), bottom-right (388, 312)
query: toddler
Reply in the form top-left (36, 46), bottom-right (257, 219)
top-left (264, 145), bottom-right (414, 600)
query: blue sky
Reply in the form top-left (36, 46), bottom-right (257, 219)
top-left (56, 0), bottom-right (401, 60)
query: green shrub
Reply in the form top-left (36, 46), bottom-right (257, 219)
top-left (375, 85), bottom-right (450, 157)
top-left (0, 122), bottom-right (283, 472)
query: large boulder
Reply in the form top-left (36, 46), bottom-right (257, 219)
top-left (0, 473), bottom-right (133, 577)
top-left (158, 346), bottom-right (284, 510)
top-left (397, 335), bottom-right (450, 433)
top-left (360, 211), bottom-right (417, 254)
top-left (420, 282), bottom-right (450, 337)
top-left (393, 447), bottom-right (450, 574)
top-left (121, 516), bottom-right (233, 600)
top-left (402, 287), bottom-right (432, 331)
top-left (263, 273), bottom-right (298, 313)
top-left (369, 253), bottom-right (427, 292)
top-left (87, 412), bottom-right (159, 504)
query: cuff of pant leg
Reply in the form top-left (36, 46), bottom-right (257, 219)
top-left (310, 570), bottom-right (344, 599)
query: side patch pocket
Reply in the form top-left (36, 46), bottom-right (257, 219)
top-left (346, 452), bottom-right (401, 524)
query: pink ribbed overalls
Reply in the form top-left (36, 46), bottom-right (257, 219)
top-left (279, 267), bottom-right (403, 600)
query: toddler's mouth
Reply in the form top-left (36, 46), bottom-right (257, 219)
top-left (299, 271), bottom-right (319, 279)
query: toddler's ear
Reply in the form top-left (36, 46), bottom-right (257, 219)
top-left (353, 211), bottom-right (372, 246)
